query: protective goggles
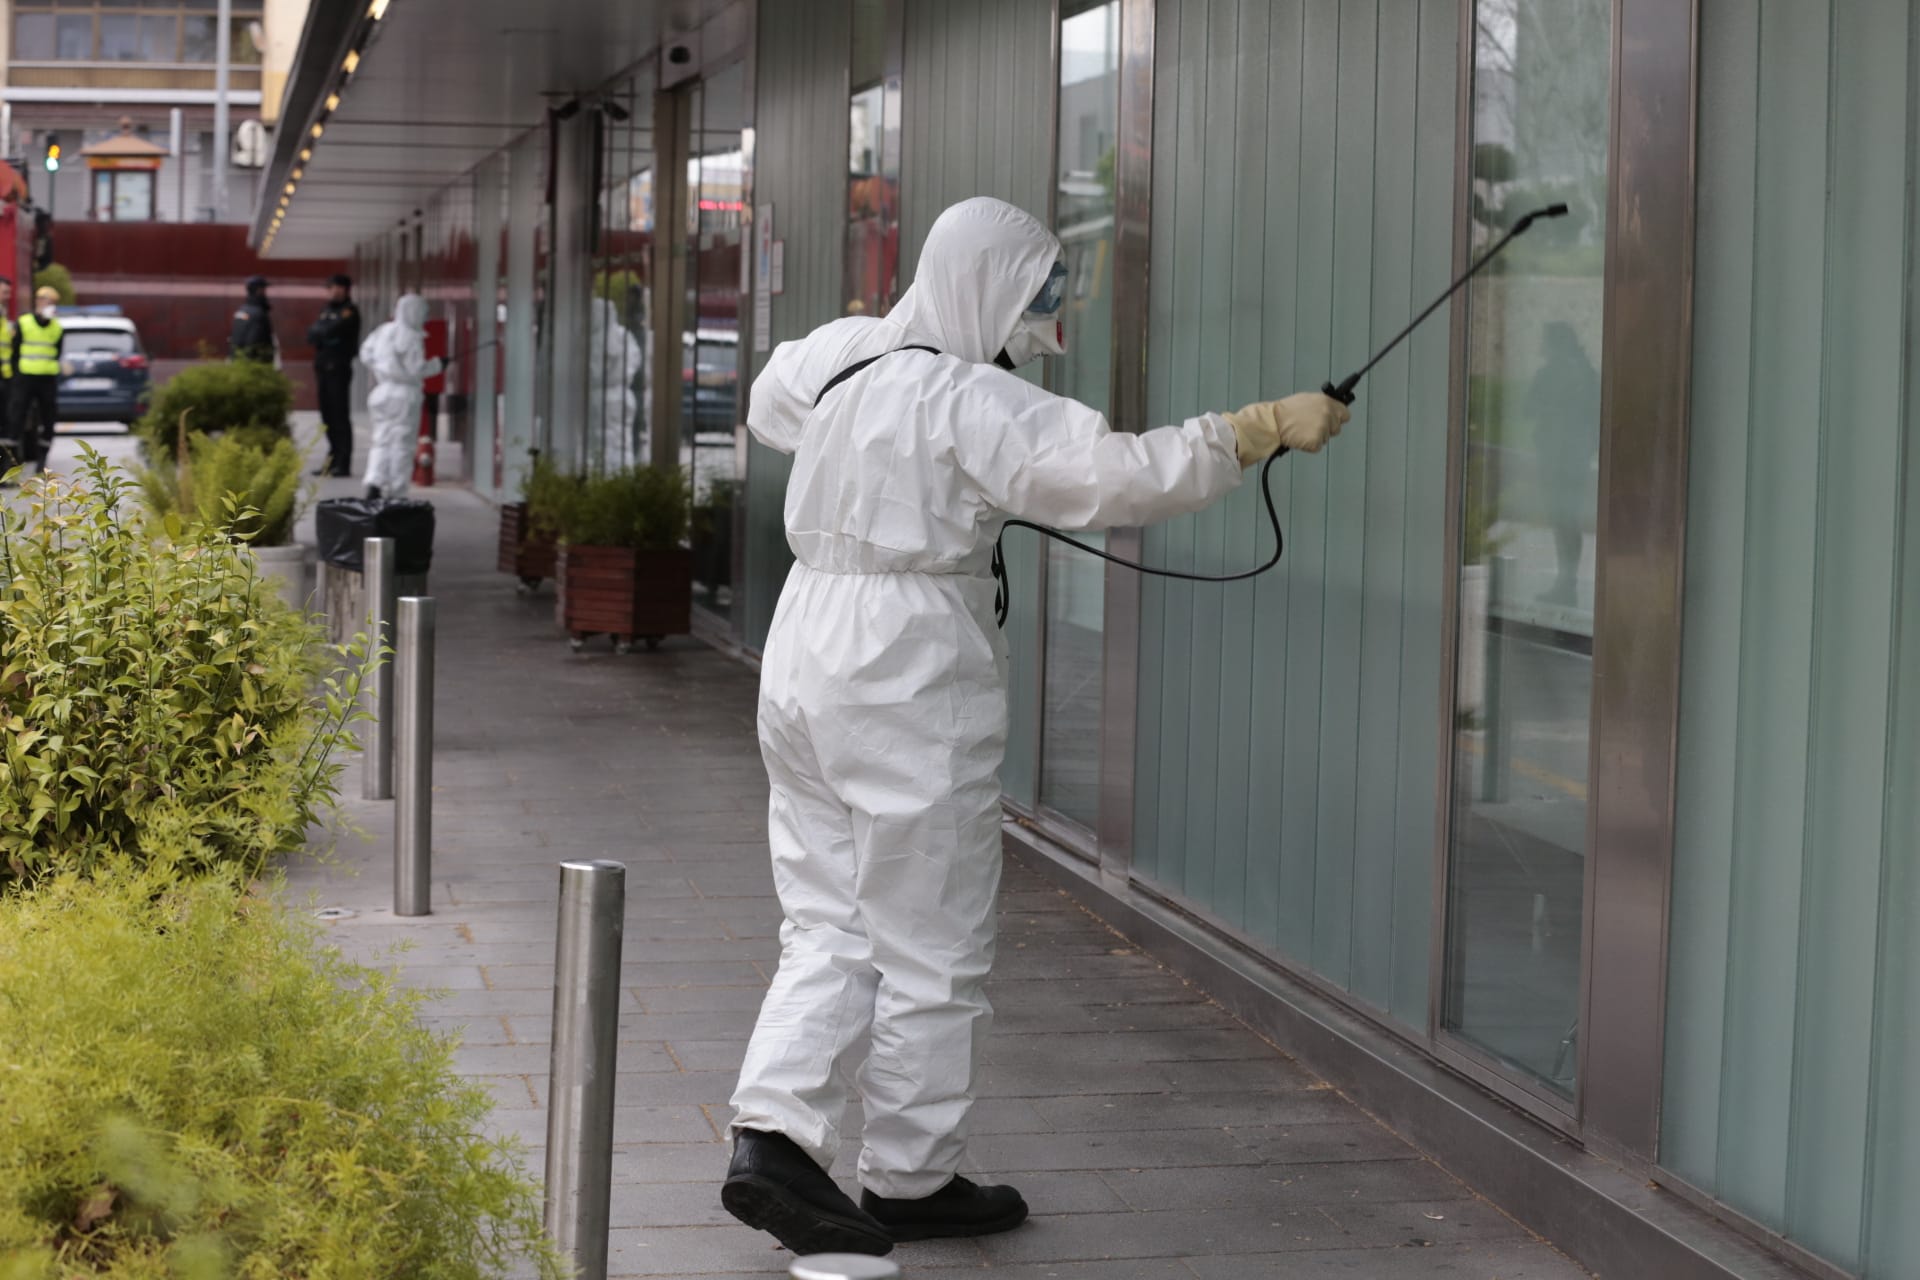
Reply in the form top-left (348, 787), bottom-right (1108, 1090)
top-left (1027, 260), bottom-right (1069, 315)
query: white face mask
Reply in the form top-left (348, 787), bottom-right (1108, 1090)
top-left (999, 311), bottom-right (1066, 368)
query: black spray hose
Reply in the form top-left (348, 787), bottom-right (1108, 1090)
top-left (989, 203), bottom-right (1570, 628)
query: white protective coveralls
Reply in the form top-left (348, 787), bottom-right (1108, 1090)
top-left (359, 294), bottom-right (441, 496)
top-left (729, 197), bottom-right (1246, 1198)
top-left (590, 296), bottom-right (643, 471)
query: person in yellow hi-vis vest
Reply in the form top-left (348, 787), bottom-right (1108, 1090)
top-left (10, 286), bottom-right (67, 474)
top-left (0, 278), bottom-right (15, 471)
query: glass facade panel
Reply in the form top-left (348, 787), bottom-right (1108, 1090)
top-left (844, 0), bottom-right (898, 319)
top-left (1036, 0), bottom-right (1120, 832)
top-left (1440, 0), bottom-right (1609, 1101)
top-left (686, 65), bottom-right (747, 618)
top-left (588, 78), bottom-right (651, 477)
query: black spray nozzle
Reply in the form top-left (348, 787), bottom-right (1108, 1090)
top-left (1510, 201), bottom-right (1571, 236)
top-left (1321, 202), bottom-right (1572, 409)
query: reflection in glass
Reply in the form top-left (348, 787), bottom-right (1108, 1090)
top-left (1037, 0), bottom-right (1120, 831)
top-left (1442, 0), bottom-right (1609, 1100)
top-left (845, 0), bottom-right (899, 318)
top-left (685, 66), bottom-right (746, 617)
top-left (588, 80), bottom-right (651, 477)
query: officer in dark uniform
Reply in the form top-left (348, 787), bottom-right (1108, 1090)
top-left (229, 275), bottom-right (275, 363)
top-left (307, 273), bottom-right (362, 476)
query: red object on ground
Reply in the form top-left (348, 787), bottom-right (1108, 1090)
top-left (413, 319), bottom-right (449, 487)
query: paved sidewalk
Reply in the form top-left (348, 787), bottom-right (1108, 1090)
top-left (285, 484), bottom-right (1591, 1279)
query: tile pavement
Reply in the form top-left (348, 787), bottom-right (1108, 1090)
top-left (283, 485), bottom-right (1591, 1279)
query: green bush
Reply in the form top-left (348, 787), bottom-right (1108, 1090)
top-left (0, 867), bottom-right (563, 1279)
top-left (137, 363), bottom-right (295, 461)
top-left (137, 431), bottom-right (305, 549)
top-left (520, 453), bottom-right (578, 545)
top-left (0, 451), bottom-right (366, 889)
top-left (553, 463), bottom-right (690, 552)
top-left (31, 263), bottom-right (75, 308)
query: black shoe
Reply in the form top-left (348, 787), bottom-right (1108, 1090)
top-left (721, 1129), bottom-right (893, 1256)
top-left (364, 485), bottom-right (382, 501)
top-left (861, 1175), bottom-right (1028, 1241)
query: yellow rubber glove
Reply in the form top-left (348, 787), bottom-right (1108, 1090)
top-left (1223, 392), bottom-right (1352, 465)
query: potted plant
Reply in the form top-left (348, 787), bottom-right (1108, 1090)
top-left (554, 464), bottom-right (692, 653)
top-left (139, 426), bottom-right (311, 612)
top-left (691, 476), bottom-right (736, 594)
top-left (499, 452), bottom-right (564, 592)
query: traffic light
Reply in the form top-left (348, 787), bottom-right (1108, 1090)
top-left (43, 142), bottom-right (60, 173)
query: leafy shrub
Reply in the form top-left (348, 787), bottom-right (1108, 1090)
top-left (137, 362), bottom-right (295, 461)
top-left (520, 453), bottom-right (577, 545)
top-left (554, 463), bottom-right (690, 551)
top-left (0, 866), bottom-right (563, 1279)
top-left (31, 263), bottom-right (75, 307)
top-left (0, 451), bottom-right (366, 889)
top-left (137, 431), bottom-right (305, 548)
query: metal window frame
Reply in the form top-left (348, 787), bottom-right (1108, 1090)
top-left (1093, 0), bottom-right (1154, 891)
top-left (1426, 0), bottom-right (1698, 1160)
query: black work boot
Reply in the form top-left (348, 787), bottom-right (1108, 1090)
top-left (861, 1175), bottom-right (1029, 1240)
top-left (721, 1129), bottom-right (893, 1256)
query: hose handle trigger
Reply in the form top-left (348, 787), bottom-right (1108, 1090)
top-left (1322, 374), bottom-right (1360, 407)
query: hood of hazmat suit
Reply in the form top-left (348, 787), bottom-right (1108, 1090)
top-left (360, 294), bottom-right (433, 387)
top-left (726, 197), bottom-right (1245, 1205)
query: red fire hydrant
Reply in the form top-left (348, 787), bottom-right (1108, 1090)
top-left (413, 318), bottom-right (449, 488)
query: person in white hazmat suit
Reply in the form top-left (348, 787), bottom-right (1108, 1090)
top-left (589, 295), bottom-right (642, 470)
top-left (722, 196), bottom-right (1349, 1256)
top-left (359, 294), bottom-right (442, 499)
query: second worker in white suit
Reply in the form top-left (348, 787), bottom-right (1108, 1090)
top-left (359, 294), bottom-right (441, 499)
top-left (722, 196), bottom-right (1349, 1256)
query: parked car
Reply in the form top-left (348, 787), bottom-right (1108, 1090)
top-left (55, 312), bottom-right (151, 427)
top-left (680, 328), bottom-right (738, 435)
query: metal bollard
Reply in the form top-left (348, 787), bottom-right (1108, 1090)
top-left (393, 596), bottom-right (435, 917)
top-left (544, 860), bottom-right (626, 1280)
top-left (790, 1257), bottom-right (901, 1280)
top-left (361, 536), bottom-right (398, 801)
top-left (1480, 553), bottom-right (1514, 804)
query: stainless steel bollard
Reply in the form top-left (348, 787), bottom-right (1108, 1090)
top-left (544, 860), bottom-right (626, 1280)
top-left (1480, 553), bottom-right (1514, 804)
top-left (393, 596), bottom-right (435, 917)
top-left (790, 1257), bottom-right (901, 1280)
top-left (361, 536), bottom-right (398, 801)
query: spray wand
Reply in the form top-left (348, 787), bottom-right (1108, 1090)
top-left (992, 203), bottom-right (1571, 626)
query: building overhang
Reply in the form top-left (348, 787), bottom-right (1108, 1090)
top-left (253, 0), bottom-right (744, 258)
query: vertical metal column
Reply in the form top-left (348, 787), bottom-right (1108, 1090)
top-left (212, 0), bottom-right (231, 220)
top-left (361, 537), bottom-right (397, 800)
top-left (393, 596), bottom-right (434, 917)
top-left (544, 860), bottom-right (626, 1279)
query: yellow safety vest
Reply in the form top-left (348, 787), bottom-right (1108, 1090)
top-left (16, 314), bottom-right (61, 377)
top-left (0, 317), bottom-right (12, 379)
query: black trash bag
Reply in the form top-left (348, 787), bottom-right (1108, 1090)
top-left (315, 497), bottom-right (436, 575)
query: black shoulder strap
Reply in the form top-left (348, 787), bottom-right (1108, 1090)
top-left (812, 344), bottom-right (940, 408)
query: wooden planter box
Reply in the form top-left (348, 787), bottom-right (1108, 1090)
top-left (497, 503), bottom-right (557, 591)
top-left (558, 545), bottom-right (693, 652)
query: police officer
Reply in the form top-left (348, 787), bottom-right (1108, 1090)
top-left (308, 273), bottom-right (362, 476)
top-left (230, 275), bottom-right (275, 363)
top-left (10, 286), bottom-right (65, 473)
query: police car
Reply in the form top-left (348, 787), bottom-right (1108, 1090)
top-left (55, 307), bottom-right (152, 427)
